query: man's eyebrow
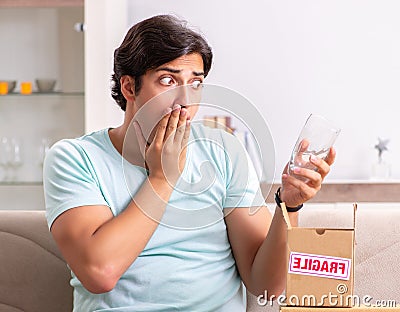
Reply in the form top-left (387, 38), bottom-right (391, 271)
top-left (193, 71), bottom-right (205, 76)
top-left (156, 67), bottom-right (181, 74)
top-left (156, 67), bottom-right (204, 76)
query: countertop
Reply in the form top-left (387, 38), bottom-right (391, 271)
top-left (261, 180), bottom-right (400, 203)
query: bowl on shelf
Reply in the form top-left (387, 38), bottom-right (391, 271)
top-left (0, 80), bottom-right (17, 93)
top-left (35, 79), bottom-right (57, 93)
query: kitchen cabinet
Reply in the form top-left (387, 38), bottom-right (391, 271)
top-left (0, 92), bottom-right (84, 184)
top-left (0, 5), bottom-right (84, 194)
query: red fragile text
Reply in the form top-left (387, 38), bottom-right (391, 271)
top-left (288, 252), bottom-right (351, 280)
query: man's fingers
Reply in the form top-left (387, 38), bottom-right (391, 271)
top-left (174, 108), bottom-right (188, 144)
top-left (153, 108), bottom-right (172, 147)
top-left (182, 119), bottom-right (191, 149)
top-left (164, 104), bottom-right (181, 141)
top-left (292, 139), bottom-right (310, 167)
top-left (325, 147), bottom-right (336, 166)
top-left (298, 139), bottom-right (310, 153)
top-left (309, 155), bottom-right (330, 180)
top-left (282, 173), bottom-right (318, 202)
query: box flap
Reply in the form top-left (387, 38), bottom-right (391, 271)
top-left (281, 202), bottom-right (292, 230)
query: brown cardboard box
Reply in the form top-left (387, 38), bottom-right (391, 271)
top-left (282, 204), bottom-right (356, 307)
top-left (280, 306), bottom-right (400, 311)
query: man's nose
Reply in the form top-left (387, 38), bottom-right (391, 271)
top-left (173, 85), bottom-right (190, 108)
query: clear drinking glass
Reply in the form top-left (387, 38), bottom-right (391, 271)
top-left (0, 137), bottom-right (12, 181)
top-left (38, 138), bottom-right (50, 167)
top-left (289, 114), bottom-right (341, 178)
top-left (9, 138), bottom-right (23, 181)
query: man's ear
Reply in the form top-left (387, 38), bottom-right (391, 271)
top-left (120, 75), bottom-right (136, 101)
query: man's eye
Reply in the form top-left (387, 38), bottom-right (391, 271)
top-left (160, 77), bottom-right (174, 86)
top-left (191, 80), bottom-right (202, 89)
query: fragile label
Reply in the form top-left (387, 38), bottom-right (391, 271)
top-left (288, 252), bottom-right (351, 280)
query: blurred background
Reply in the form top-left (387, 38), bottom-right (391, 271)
top-left (1, 0), bottom-right (400, 209)
top-left (86, 0), bottom-right (400, 182)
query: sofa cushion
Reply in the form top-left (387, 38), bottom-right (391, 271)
top-left (0, 211), bottom-right (72, 312)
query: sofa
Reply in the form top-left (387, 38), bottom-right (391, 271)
top-left (1, 204), bottom-right (399, 311)
top-left (0, 211), bottom-right (72, 312)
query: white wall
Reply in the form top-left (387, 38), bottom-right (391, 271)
top-left (93, 1), bottom-right (400, 181)
top-left (84, 0), bottom-right (126, 133)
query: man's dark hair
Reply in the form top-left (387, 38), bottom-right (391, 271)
top-left (111, 14), bottom-right (213, 111)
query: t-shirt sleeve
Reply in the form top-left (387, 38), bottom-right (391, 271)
top-left (43, 140), bottom-right (109, 229)
top-left (222, 132), bottom-right (266, 208)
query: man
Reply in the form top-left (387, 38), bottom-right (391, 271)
top-left (44, 15), bottom-right (335, 311)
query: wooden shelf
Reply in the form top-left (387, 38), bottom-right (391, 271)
top-left (0, 92), bottom-right (84, 97)
top-left (0, 182), bottom-right (42, 186)
top-left (0, 0), bottom-right (83, 7)
top-left (261, 182), bottom-right (400, 203)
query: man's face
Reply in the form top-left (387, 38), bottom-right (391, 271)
top-left (132, 53), bottom-right (204, 141)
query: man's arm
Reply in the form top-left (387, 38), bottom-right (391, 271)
top-left (51, 176), bottom-right (172, 294)
top-left (224, 204), bottom-right (298, 297)
top-left (225, 149), bottom-right (335, 297)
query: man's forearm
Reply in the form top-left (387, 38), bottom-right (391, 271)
top-left (70, 176), bottom-right (174, 293)
top-left (248, 206), bottom-right (299, 297)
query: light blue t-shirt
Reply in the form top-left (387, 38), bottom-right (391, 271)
top-left (44, 122), bottom-right (265, 312)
